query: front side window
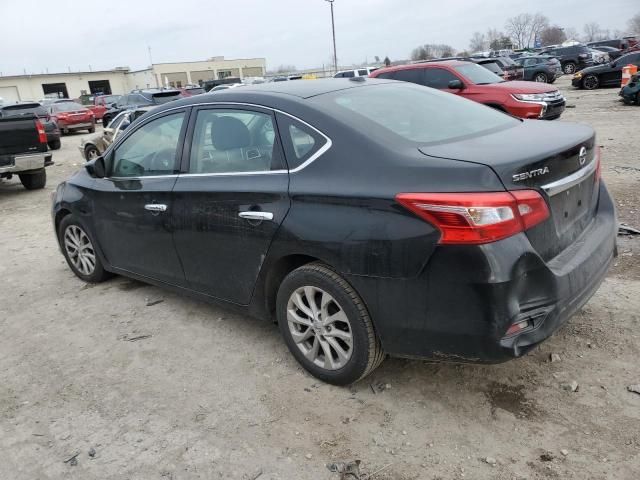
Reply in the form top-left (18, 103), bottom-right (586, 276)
top-left (188, 109), bottom-right (283, 174)
top-left (111, 112), bottom-right (185, 177)
top-left (343, 71), bottom-right (355, 78)
top-left (423, 68), bottom-right (459, 88)
top-left (524, 58), bottom-right (538, 67)
top-left (358, 69), bottom-right (368, 76)
top-left (454, 63), bottom-right (504, 84)
top-left (324, 82), bottom-right (518, 145)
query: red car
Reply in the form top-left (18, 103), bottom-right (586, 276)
top-left (47, 101), bottom-right (96, 134)
top-left (370, 60), bottom-right (566, 120)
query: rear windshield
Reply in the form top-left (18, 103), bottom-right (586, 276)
top-left (53, 102), bottom-right (86, 112)
top-left (454, 63), bottom-right (504, 84)
top-left (151, 92), bottom-right (181, 104)
top-left (480, 62), bottom-right (503, 75)
top-left (1, 104), bottom-right (47, 117)
top-left (324, 82), bottom-right (518, 144)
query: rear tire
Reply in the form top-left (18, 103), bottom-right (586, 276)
top-left (277, 262), bottom-right (384, 385)
top-left (563, 62), bottom-right (577, 74)
top-left (19, 169), bottom-right (46, 190)
top-left (58, 214), bottom-right (112, 283)
top-left (48, 139), bottom-right (61, 150)
top-left (582, 74), bottom-right (599, 90)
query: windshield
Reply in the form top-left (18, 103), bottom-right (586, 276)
top-left (324, 82), bottom-right (518, 145)
top-left (455, 63), bottom-right (505, 84)
top-left (53, 102), bottom-right (86, 112)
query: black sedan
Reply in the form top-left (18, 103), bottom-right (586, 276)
top-left (572, 51), bottom-right (640, 89)
top-left (52, 79), bottom-right (617, 385)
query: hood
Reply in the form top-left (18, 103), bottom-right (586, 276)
top-left (578, 63), bottom-right (619, 75)
top-left (478, 80), bottom-right (557, 94)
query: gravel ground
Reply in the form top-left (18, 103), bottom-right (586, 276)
top-left (1, 77), bottom-right (639, 480)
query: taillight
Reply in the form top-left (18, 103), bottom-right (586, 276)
top-left (395, 190), bottom-right (550, 245)
top-left (35, 119), bottom-right (47, 144)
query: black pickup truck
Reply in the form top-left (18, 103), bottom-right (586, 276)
top-left (0, 116), bottom-right (53, 189)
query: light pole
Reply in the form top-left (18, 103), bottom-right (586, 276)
top-left (325, 0), bottom-right (338, 73)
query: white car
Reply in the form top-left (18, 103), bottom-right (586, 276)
top-left (334, 67), bottom-right (378, 78)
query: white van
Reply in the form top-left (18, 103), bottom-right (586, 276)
top-left (334, 67), bottom-right (378, 78)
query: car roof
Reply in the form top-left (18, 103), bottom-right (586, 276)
top-left (376, 60), bottom-right (469, 74)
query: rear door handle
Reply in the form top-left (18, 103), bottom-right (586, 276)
top-left (144, 204), bottom-right (167, 213)
top-left (238, 211), bottom-right (274, 221)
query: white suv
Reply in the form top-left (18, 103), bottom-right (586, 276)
top-left (334, 67), bottom-right (378, 78)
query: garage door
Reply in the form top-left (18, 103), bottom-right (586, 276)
top-left (0, 86), bottom-right (20, 104)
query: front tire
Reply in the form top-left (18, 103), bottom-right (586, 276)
top-left (277, 263), bottom-right (384, 385)
top-left (563, 62), bottom-right (577, 74)
top-left (58, 215), bottom-right (112, 283)
top-left (19, 169), bottom-right (46, 190)
top-left (84, 145), bottom-right (100, 161)
top-left (534, 72), bottom-right (548, 83)
top-left (583, 74), bottom-right (599, 90)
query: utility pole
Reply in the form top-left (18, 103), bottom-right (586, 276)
top-left (325, 0), bottom-right (338, 73)
top-left (148, 45), bottom-right (153, 66)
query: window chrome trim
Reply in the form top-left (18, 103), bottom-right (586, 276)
top-left (541, 158), bottom-right (597, 196)
top-left (133, 101), bottom-right (333, 177)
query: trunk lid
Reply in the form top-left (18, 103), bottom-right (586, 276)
top-left (419, 120), bottom-right (599, 260)
top-left (0, 116), bottom-right (43, 157)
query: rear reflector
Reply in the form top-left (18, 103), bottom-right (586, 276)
top-left (35, 119), bottom-right (47, 144)
top-left (505, 320), bottom-right (531, 336)
top-left (396, 190), bottom-right (550, 245)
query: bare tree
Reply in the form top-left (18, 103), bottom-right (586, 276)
top-left (506, 12), bottom-right (548, 48)
top-left (629, 13), bottom-right (640, 34)
top-left (527, 13), bottom-right (549, 47)
top-left (583, 22), bottom-right (602, 42)
top-left (469, 31), bottom-right (487, 52)
top-left (506, 13), bottom-right (533, 48)
top-left (540, 26), bottom-right (567, 46)
top-left (564, 27), bottom-right (580, 42)
top-left (410, 44), bottom-right (455, 61)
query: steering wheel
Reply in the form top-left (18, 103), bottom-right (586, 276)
top-left (147, 148), bottom-right (175, 172)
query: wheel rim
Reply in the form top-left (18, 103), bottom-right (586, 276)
top-left (287, 286), bottom-right (353, 370)
top-left (564, 64), bottom-right (575, 74)
top-left (64, 225), bottom-right (96, 276)
top-left (86, 148), bottom-right (99, 160)
top-left (535, 73), bottom-right (546, 82)
top-left (584, 75), bottom-right (598, 89)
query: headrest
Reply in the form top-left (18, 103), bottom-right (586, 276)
top-left (211, 116), bottom-right (250, 151)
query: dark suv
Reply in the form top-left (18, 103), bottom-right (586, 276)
top-left (102, 89), bottom-right (181, 126)
top-left (539, 45), bottom-right (593, 74)
top-left (513, 56), bottom-right (561, 83)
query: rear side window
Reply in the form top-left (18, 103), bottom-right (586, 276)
top-left (374, 71), bottom-right (395, 80)
top-left (423, 68), bottom-right (459, 88)
top-left (343, 71), bottom-right (355, 78)
top-left (358, 69), bottom-right (368, 76)
top-left (324, 82), bottom-right (518, 145)
top-left (393, 68), bottom-right (426, 85)
top-left (188, 109), bottom-right (284, 174)
top-left (276, 113), bottom-right (327, 170)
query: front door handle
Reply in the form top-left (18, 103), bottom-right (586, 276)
top-left (144, 204), bottom-right (167, 213)
top-left (238, 211), bottom-right (274, 221)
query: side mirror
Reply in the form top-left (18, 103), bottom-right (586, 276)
top-left (448, 79), bottom-right (464, 90)
top-left (85, 156), bottom-right (106, 178)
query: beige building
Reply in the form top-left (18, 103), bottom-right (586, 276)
top-left (0, 57), bottom-right (266, 103)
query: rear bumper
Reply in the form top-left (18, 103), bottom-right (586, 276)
top-left (0, 152), bottom-right (53, 174)
top-left (347, 182), bottom-right (617, 362)
top-left (58, 120), bottom-right (94, 130)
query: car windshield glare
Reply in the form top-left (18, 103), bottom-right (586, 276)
top-left (326, 83), bottom-right (518, 144)
top-left (454, 63), bottom-right (505, 84)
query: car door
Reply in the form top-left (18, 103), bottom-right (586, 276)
top-left (91, 109), bottom-right (189, 285)
top-left (171, 105), bottom-right (290, 304)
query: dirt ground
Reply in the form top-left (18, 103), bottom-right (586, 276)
top-left (1, 77), bottom-right (639, 480)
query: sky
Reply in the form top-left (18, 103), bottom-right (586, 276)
top-left (0, 0), bottom-right (637, 76)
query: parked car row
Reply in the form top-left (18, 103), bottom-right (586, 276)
top-left (572, 51), bottom-right (640, 90)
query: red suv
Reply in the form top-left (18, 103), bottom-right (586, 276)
top-left (370, 60), bottom-right (566, 120)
